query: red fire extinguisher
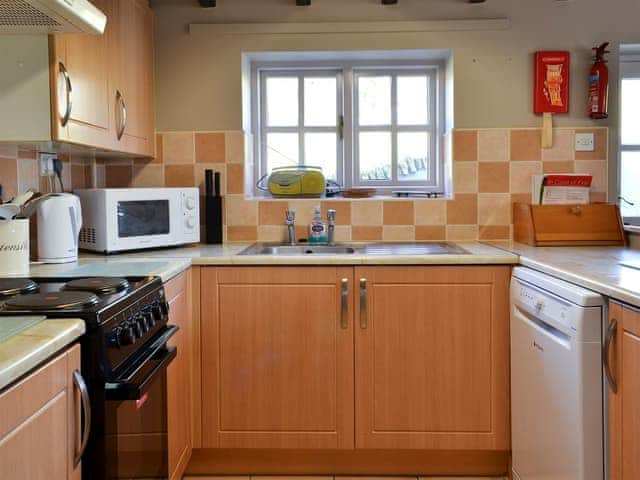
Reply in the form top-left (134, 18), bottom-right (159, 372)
top-left (588, 42), bottom-right (610, 119)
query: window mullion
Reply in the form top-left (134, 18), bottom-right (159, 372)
top-left (391, 74), bottom-right (398, 185)
top-left (298, 74), bottom-right (305, 166)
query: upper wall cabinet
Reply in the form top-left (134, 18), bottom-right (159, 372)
top-left (0, 0), bottom-right (155, 158)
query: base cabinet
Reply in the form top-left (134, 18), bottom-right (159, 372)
top-left (607, 302), bottom-right (640, 480)
top-left (355, 266), bottom-right (510, 450)
top-left (166, 270), bottom-right (193, 480)
top-left (0, 344), bottom-right (82, 480)
top-left (199, 265), bottom-right (510, 454)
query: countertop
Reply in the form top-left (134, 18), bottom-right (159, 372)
top-left (0, 317), bottom-right (85, 391)
top-left (494, 242), bottom-right (640, 309)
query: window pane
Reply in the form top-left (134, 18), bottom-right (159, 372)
top-left (305, 133), bottom-right (337, 181)
top-left (359, 132), bottom-right (391, 181)
top-left (621, 151), bottom-right (640, 218)
top-left (358, 76), bottom-right (391, 126)
top-left (621, 79), bottom-right (640, 145)
top-left (266, 133), bottom-right (299, 172)
top-left (397, 132), bottom-right (430, 181)
top-left (304, 77), bottom-right (337, 127)
top-left (397, 76), bottom-right (430, 125)
top-left (266, 77), bottom-right (298, 127)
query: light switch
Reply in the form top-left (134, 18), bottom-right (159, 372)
top-left (575, 133), bottom-right (595, 152)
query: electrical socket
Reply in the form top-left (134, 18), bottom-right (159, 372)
top-left (39, 153), bottom-right (56, 177)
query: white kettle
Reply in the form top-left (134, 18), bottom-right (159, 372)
top-left (36, 193), bottom-right (82, 263)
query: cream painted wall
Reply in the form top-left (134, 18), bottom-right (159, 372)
top-left (150, 0), bottom-right (640, 198)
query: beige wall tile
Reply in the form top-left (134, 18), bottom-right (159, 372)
top-left (163, 132), bottom-right (195, 164)
top-left (446, 194), bottom-right (477, 225)
top-left (414, 199), bottom-right (446, 225)
top-left (195, 164), bottom-right (225, 196)
top-left (17, 148), bottom-right (37, 160)
top-left (511, 129), bottom-right (542, 161)
top-left (321, 200), bottom-right (352, 225)
top-left (257, 225), bottom-right (287, 242)
top-left (591, 191), bottom-right (607, 202)
top-left (196, 132), bottom-right (226, 163)
top-left (543, 160), bottom-right (574, 174)
top-left (0, 157), bottom-right (18, 201)
top-left (575, 128), bottom-right (608, 160)
top-left (227, 225), bottom-right (258, 242)
top-left (383, 201), bottom-right (414, 225)
top-left (453, 130), bottom-right (477, 162)
top-left (164, 164), bottom-right (195, 188)
top-left (95, 164), bottom-right (105, 188)
top-left (446, 224), bottom-right (478, 241)
top-left (415, 225), bottom-right (446, 241)
top-left (154, 133), bottom-right (163, 162)
top-left (478, 193), bottom-right (511, 225)
top-left (132, 163), bottom-right (164, 187)
top-left (478, 129), bottom-right (509, 162)
top-left (225, 131), bottom-right (245, 164)
top-left (382, 225), bottom-right (415, 241)
top-left (576, 159), bottom-right (608, 193)
top-left (510, 161), bottom-right (542, 193)
top-left (334, 225), bottom-right (352, 241)
top-left (453, 161), bottom-right (478, 193)
top-left (352, 225), bottom-right (383, 241)
top-left (71, 164), bottom-right (90, 189)
top-left (288, 199), bottom-right (320, 226)
top-left (351, 200), bottom-right (383, 226)
top-left (259, 201), bottom-right (289, 225)
top-left (541, 129), bottom-right (575, 162)
top-left (478, 162), bottom-right (509, 193)
top-left (17, 159), bottom-right (39, 194)
top-left (226, 195), bottom-right (258, 226)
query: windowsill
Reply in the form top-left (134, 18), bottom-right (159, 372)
top-left (245, 193), bottom-right (453, 201)
top-left (624, 225), bottom-right (640, 235)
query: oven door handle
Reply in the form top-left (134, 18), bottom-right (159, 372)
top-left (105, 326), bottom-right (178, 401)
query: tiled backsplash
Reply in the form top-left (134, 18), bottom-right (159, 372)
top-left (0, 127), bottom-right (608, 243)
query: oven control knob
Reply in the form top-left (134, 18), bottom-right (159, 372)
top-left (135, 314), bottom-right (149, 334)
top-left (120, 325), bottom-right (137, 346)
top-left (185, 196), bottom-right (196, 210)
top-left (186, 216), bottom-right (196, 229)
top-left (151, 305), bottom-right (163, 322)
top-left (141, 312), bottom-right (153, 330)
top-left (133, 319), bottom-right (144, 338)
top-left (109, 327), bottom-right (122, 348)
top-left (160, 301), bottom-right (170, 317)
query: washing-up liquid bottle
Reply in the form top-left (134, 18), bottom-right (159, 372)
top-left (308, 205), bottom-right (328, 244)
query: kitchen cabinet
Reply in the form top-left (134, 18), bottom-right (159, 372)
top-left (201, 267), bottom-right (355, 449)
top-left (198, 265), bottom-right (509, 453)
top-left (0, 344), bottom-right (84, 480)
top-left (0, 0), bottom-right (155, 157)
top-left (354, 266), bottom-right (510, 450)
top-left (607, 302), bottom-right (640, 480)
top-left (166, 269), bottom-right (193, 479)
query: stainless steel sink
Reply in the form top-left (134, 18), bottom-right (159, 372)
top-left (238, 242), bottom-right (469, 256)
top-left (239, 243), bottom-right (357, 255)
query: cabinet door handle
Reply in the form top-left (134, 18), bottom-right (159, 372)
top-left (59, 62), bottom-right (72, 127)
top-left (604, 319), bottom-right (618, 393)
top-left (73, 370), bottom-right (91, 467)
top-left (340, 278), bottom-right (349, 329)
top-left (359, 278), bottom-right (367, 329)
top-left (116, 90), bottom-right (127, 140)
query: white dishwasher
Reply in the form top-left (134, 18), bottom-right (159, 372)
top-left (511, 267), bottom-right (605, 480)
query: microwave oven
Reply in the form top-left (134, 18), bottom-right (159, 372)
top-left (75, 188), bottom-right (200, 253)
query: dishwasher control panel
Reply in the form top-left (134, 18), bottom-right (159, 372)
top-left (515, 280), bottom-right (573, 335)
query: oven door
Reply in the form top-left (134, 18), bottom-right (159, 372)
top-left (104, 326), bottom-right (178, 479)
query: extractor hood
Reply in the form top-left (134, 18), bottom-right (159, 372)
top-left (0, 0), bottom-right (107, 34)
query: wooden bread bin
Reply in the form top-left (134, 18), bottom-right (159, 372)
top-left (513, 203), bottom-right (626, 246)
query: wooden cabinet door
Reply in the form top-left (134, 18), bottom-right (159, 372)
top-left (608, 302), bottom-right (640, 480)
top-left (49, 0), bottom-right (114, 150)
top-left (0, 344), bottom-right (82, 480)
top-left (110, 0), bottom-right (155, 157)
top-left (201, 267), bottom-right (355, 449)
top-left (166, 270), bottom-right (193, 480)
top-left (354, 266), bottom-right (510, 450)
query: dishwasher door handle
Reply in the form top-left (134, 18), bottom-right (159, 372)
top-left (604, 319), bottom-right (618, 394)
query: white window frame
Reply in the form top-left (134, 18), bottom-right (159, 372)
top-left (352, 67), bottom-right (440, 189)
top-left (619, 55), bottom-right (640, 221)
top-left (258, 69), bottom-right (344, 183)
top-left (251, 59), bottom-right (445, 196)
